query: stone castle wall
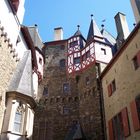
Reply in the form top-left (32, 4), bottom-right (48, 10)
top-left (0, 29), bottom-right (18, 133)
top-left (33, 41), bottom-right (104, 140)
top-left (77, 65), bottom-right (104, 140)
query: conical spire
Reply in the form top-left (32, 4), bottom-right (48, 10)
top-left (87, 15), bottom-right (104, 41)
top-left (8, 50), bottom-right (34, 97)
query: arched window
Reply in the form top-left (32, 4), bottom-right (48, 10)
top-left (60, 59), bottom-right (66, 68)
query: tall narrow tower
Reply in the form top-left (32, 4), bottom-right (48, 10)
top-left (130, 0), bottom-right (140, 23)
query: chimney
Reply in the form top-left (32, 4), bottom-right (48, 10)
top-left (114, 12), bottom-right (130, 48)
top-left (130, 0), bottom-right (140, 23)
top-left (54, 27), bottom-right (63, 41)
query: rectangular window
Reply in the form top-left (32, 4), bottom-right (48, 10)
top-left (14, 111), bottom-right (22, 132)
top-left (133, 56), bottom-right (139, 70)
top-left (86, 51), bottom-right (90, 58)
top-left (85, 76), bottom-right (90, 85)
top-left (112, 80), bottom-right (116, 93)
top-left (133, 50), bottom-right (140, 70)
top-left (108, 107), bottom-right (130, 140)
top-left (63, 107), bottom-right (70, 115)
top-left (107, 79), bottom-right (116, 97)
top-left (69, 41), bottom-right (78, 47)
top-left (82, 54), bottom-right (86, 61)
top-left (43, 87), bottom-right (48, 96)
top-left (60, 59), bottom-right (66, 68)
top-left (63, 83), bottom-right (70, 93)
top-left (101, 48), bottom-right (106, 55)
top-left (130, 97), bottom-right (140, 131)
top-left (136, 97), bottom-right (140, 121)
top-left (74, 57), bottom-right (81, 64)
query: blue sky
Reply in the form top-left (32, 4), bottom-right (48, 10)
top-left (23, 0), bottom-right (135, 42)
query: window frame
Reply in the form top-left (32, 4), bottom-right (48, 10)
top-left (13, 104), bottom-right (25, 133)
top-left (69, 41), bottom-right (78, 48)
top-left (43, 87), bottom-right (48, 96)
top-left (101, 48), bottom-right (106, 55)
top-left (132, 50), bottom-right (140, 70)
top-left (63, 83), bottom-right (70, 94)
top-left (60, 59), bottom-right (66, 68)
top-left (108, 79), bottom-right (116, 97)
top-left (74, 57), bottom-right (81, 64)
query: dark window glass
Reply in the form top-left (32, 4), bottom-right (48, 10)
top-left (39, 58), bottom-right (42, 65)
top-left (63, 107), bottom-right (70, 115)
top-left (112, 113), bottom-right (124, 140)
top-left (69, 41), bottom-right (78, 47)
top-left (111, 80), bottom-right (116, 93)
top-left (86, 51), bottom-right (90, 58)
top-left (63, 83), bottom-right (70, 93)
top-left (133, 56), bottom-right (139, 70)
top-left (82, 54), bottom-right (86, 61)
top-left (101, 48), bottom-right (106, 55)
top-left (43, 87), bottom-right (48, 96)
top-left (136, 96), bottom-right (140, 121)
top-left (74, 57), bottom-right (80, 64)
top-left (85, 77), bottom-right (90, 85)
top-left (60, 59), bottom-right (66, 68)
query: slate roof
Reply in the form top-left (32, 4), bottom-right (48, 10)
top-left (8, 50), bottom-right (34, 97)
top-left (87, 19), bottom-right (104, 42)
top-left (101, 29), bottom-right (116, 46)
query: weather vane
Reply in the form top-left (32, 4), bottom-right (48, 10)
top-left (101, 19), bottom-right (106, 29)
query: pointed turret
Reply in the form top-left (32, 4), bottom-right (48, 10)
top-left (74, 25), bottom-right (82, 36)
top-left (8, 50), bottom-right (34, 97)
top-left (87, 15), bottom-right (104, 42)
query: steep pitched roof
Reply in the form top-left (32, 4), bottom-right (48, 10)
top-left (87, 19), bottom-right (104, 42)
top-left (101, 29), bottom-right (116, 46)
top-left (74, 29), bottom-right (82, 36)
top-left (8, 50), bottom-right (34, 97)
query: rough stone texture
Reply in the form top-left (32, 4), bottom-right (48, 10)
top-left (77, 65), bottom-right (104, 140)
top-left (33, 41), bottom-right (79, 140)
top-left (0, 36), bottom-right (17, 133)
top-left (33, 41), bottom-right (104, 140)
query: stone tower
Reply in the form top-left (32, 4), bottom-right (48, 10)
top-left (33, 17), bottom-right (113, 140)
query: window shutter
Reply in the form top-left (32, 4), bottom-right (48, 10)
top-left (130, 100), bottom-right (140, 131)
top-left (121, 107), bottom-right (130, 137)
top-left (108, 84), bottom-right (112, 97)
top-left (137, 50), bottom-right (140, 66)
top-left (108, 119), bottom-right (114, 140)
